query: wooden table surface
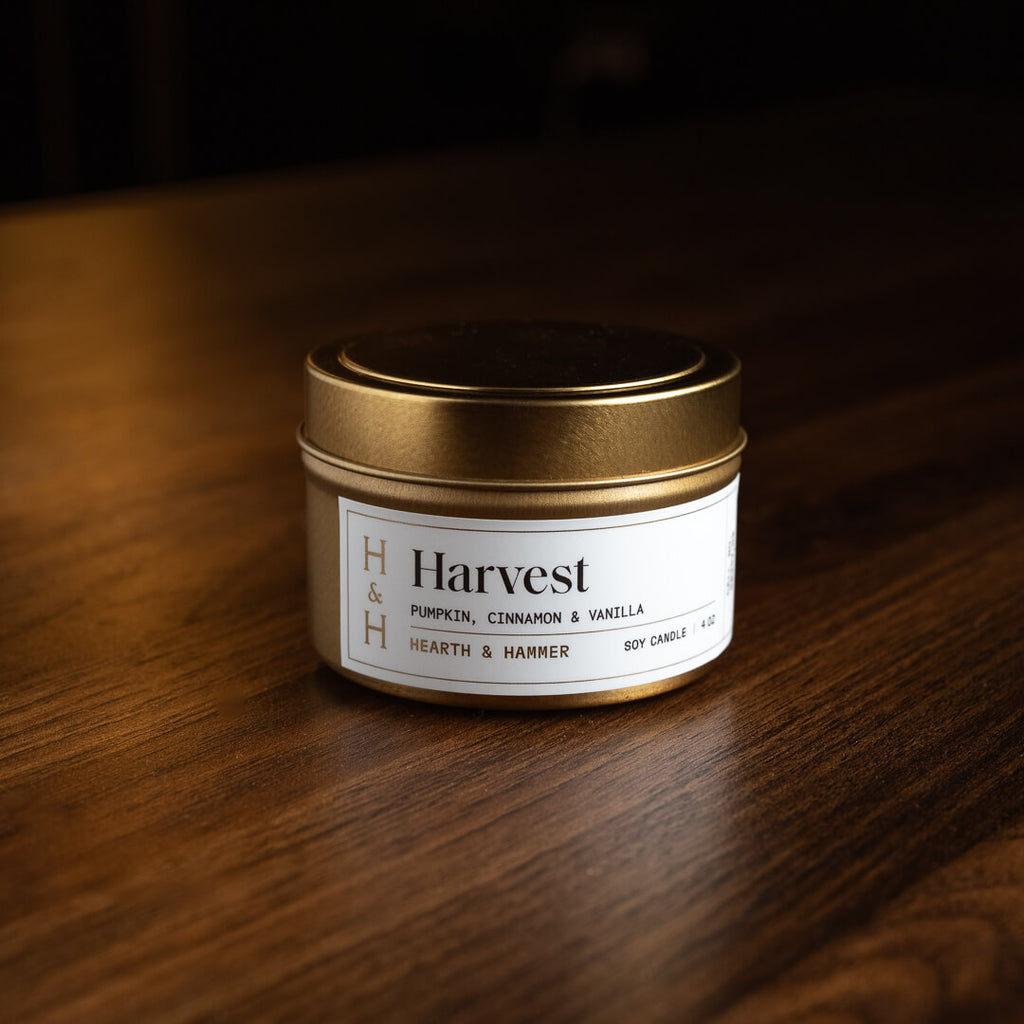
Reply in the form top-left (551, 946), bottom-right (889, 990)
top-left (2, 93), bottom-right (1023, 1023)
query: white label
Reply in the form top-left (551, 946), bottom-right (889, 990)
top-left (338, 476), bottom-right (738, 697)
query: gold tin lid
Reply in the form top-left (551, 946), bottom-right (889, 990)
top-left (301, 321), bottom-right (744, 487)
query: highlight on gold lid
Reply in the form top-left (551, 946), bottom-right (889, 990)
top-left (300, 321), bottom-right (745, 486)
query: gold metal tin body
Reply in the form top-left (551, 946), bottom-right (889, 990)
top-left (299, 322), bottom-right (745, 709)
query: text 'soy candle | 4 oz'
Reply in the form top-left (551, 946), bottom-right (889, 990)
top-left (298, 322), bottom-right (745, 708)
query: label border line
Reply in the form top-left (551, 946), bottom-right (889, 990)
top-left (345, 480), bottom-right (737, 536)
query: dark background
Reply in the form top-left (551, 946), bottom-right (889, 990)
top-left (2, 1), bottom-right (1020, 205)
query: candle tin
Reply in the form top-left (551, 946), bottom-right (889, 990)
top-left (298, 321), bottom-right (745, 708)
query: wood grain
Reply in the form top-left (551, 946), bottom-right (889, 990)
top-left (2, 92), bottom-right (1022, 1022)
top-left (714, 818), bottom-right (1024, 1023)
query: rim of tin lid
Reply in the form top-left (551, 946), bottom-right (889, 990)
top-left (338, 321), bottom-right (708, 395)
top-left (302, 321), bottom-right (745, 484)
